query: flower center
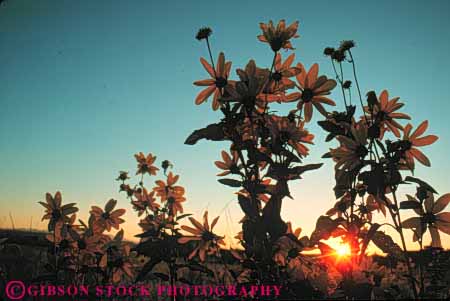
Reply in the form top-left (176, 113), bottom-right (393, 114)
top-left (113, 258), bottom-right (124, 267)
top-left (376, 110), bottom-right (390, 121)
top-left (60, 239), bottom-right (70, 249)
top-left (270, 37), bottom-right (283, 52)
top-left (101, 212), bottom-right (110, 219)
top-left (402, 140), bottom-right (412, 151)
top-left (271, 71), bottom-right (282, 82)
top-left (202, 231), bottom-right (216, 241)
top-left (230, 164), bottom-right (240, 174)
top-left (302, 88), bottom-right (314, 103)
top-left (359, 205), bottom-right (369, 214)
top-left (51, 210), bottom-right (62, 220)
top-left (215, 77), bottom-right (228, 88)
top-left (422, 213), bottom-right (436, 224)
top-left (337, 202), bottom-right (348, 212)
top-left (77, 239), bottom-right (87, 250)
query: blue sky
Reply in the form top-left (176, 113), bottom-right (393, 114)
top-left (0, 0), bottom-right (449, 248)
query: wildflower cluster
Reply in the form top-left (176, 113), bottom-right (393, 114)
top-left (39, 193), bottom-right (133, 284)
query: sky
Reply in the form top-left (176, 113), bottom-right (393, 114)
top-left (0, 0), bottom-right (449, 251)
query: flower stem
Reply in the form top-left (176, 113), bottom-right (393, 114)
top-left (330, 59), bottom-right (348, 111)
top-left (347, 50), bottom-right (369, 124)
top-left (391, 188), bottom-right (418, 299)
top-left (205, 37), bottom-right (216, 78)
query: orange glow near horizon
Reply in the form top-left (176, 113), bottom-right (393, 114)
top-left (335, 243), bottom-right (351, 258)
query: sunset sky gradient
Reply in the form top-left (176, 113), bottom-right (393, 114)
top-left (0, 0), bottom-right (449, 250)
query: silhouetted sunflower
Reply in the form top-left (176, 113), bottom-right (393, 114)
top-left (134, 152), bottom-right (159, 176)
top-left (295, 63), bottom-right (336, 122)
top-left (401, 120), bottom-right (438, 170)
top-left (194, 52), bottom-right (232, 110)
top-left (365, 90), bottom-right (411, 138)
top-left (39, 191), bottom-right (78, 232)
top-left (178, 211), bottom-right (225, 261)
top-left (330, 123), bottom-right (368, 171)
top-left (257, 20), bottom-right (299, 52)
top-left (402, 192), bottom-right (450, 248)
top-left (90, 199), bottom-right (126, 232)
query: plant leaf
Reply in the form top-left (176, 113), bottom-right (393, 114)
top-left (404, 176), bottom-right (437, 194)
top-left (218, 178), bottom-right (241, 187)
top-left (359, 223), bottom-right (381, 263)
top-left (184, 123), bottom-right (225, 145)
top-left (399, 200), bottom-right (422, 210)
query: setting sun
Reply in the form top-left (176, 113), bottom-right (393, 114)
top-left (335, 244), bottom-right (351, 258)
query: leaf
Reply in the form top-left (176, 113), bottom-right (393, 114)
top-left (184, 123), bottom-right (225, 145)
top-left (404, 176), bottom-right (437, 194)
top-left (318, 242), bottom-right (336, 256)
top-left (399, 200), bottom-right (421, 210)
top-left (114, 229), bottom-right (124, 241)
top-left (291, 163), bottom-right (323, 176)
top-left (186, 262), bottom-right (214, 277)
top-left (325, 133), bottom-right (336, 142)
top-left (371, 231), bottom-right (403, 259)
top-left (135, 229), bottom-right (159, 238)
top-left (238, 194), bottom-right (258, 218)
top-left (322, 152), bottom-right (332, 158)
top-left (310, 216), bottom-right (339, 244)
top-left (176, 214), bottom-right (192, 221)
top-left (218, 178), bottom-right (242, 187)
top-left (178, 277), bottom-right (193, 285)
top-left (135, 257), bottom-right (162, 282)
top-left (317, 120), bottom-right (345, 136)
top-left (153, 272), bottom-right (169, 281)
top-left (359, 223), bottom-right (381, 262)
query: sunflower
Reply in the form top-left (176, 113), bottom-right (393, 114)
top-left (295, 63), bottom-right (337, 122)
top-left (363, 194), bottom-right (388, 219)
top-left (108, 244), bottom-right (134, 283)
top-left (274, 222), bottom-right (310, 266)
top-left (402, 192), bottom-right (450, 248)
top-left (45, 214), bottom-right (78, 245)
top-left (132, 188), bottom-right (159, 216)
top-left (178, 211), bottom-right (225, 261)
top-left (267, 115), bottom-right (314, 158)
top-left (257, 20), bottom-right (299, 52)
top-left (326, 193), bottom-right (352, 218)
top-left (365, 90), bottom-right (411, 138)
top-left (134, 152), bottom-right (159, 176)
top-left (237, 178), bottom-right (271, 203)
top-left (400, 120), bottom-right (438, 170)
top-left (194, 52), bottom-right (232, 110)
top-left (39, 191), bottom-right (78, 232)
top-left (357, 196), bottom-right (386, 222)
top-left (259, 53), bottom-right (301, 103)
top-left (330, 123), bottom-right (368, 171)
top-left (222, 60), bottom-right (269, 114)
top-left (90, 199), bottom-right (126, 232)
top-left (153, 172), bottom-right (185, 202)
top-left (74, 231), bottom-right (106, 256)
top-left (166, 190), bottom-right (186, 216)
top-left (214, 150), bottom-right (241, 176)
top-left (138, 213), bottom-right (170, 233)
